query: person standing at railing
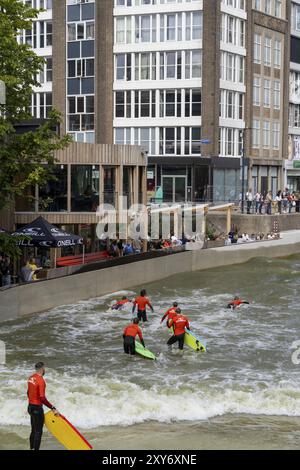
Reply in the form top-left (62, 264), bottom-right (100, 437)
top-left (246, 189), bottom-right (253, 215)
top-left (275, 190), bottom-right (282, 214)
top-left (265, 191), bottom-right (273, 215)
top-left (255, 191), bottom-right (261, 214)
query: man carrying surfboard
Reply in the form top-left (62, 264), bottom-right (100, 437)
top-left (132, 289), bottom-right (154, 322)
top-left (160, 302), bottom-right (178, 326)
top-left (227, 296), bottom-right (250, 310)
top-left (167, 308), bottom-right (190, 351)
top-left (123, 317), bottom-right (146, 355)
top-left (27, 362), bottom-right (59, 451)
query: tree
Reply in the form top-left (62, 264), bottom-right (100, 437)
top-left (0, 0), bottom-right (71, 212)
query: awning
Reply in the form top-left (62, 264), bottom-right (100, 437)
top-left (11, 216), bottom-right (84, 248)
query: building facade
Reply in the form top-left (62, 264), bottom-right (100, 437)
top-left (22, 0), bottom-right (292, 205)
top-left (287, 0), bottom-right (300, 190)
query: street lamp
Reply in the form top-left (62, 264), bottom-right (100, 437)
top-left (0, 80), bottom-right (6, 105)
top-left (240, 128), bottom-right (250, 215)
top-left (241, 130), bottom-right (246, 214)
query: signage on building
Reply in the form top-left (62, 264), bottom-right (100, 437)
top-left (147, 171), bottom-right (154, 179)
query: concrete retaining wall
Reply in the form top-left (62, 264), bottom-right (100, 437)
top-left (1, 231), bottom-right (300, 322)
top-left (207, 213), bottom-right (300, 236)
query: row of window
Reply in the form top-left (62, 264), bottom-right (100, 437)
top-left (115, 50), bottom-right (202, 81)
top-left (253, 0), bottom-right (283, 18)
top-left (289, 103), bottom-right (300, 128)
top-left (115, 0), bottom-right (201, 6)
top-left (24, 0), bottom-right (52, 9)
top-left (114, 127), bottom-right (202, 155)
top-left (252, 119), bottom-right (280, 149)
top-left (290, 70), bottom-right (300, 102)
top-left (253, 77), bottom-right (281, 109)
top-left (67, 2), bottom-right (95, 22)
top-left (38, 57), bottom-right (52, 84)
top-left (114, 89), bottom-right (202, 118)
top-left (30, 92), bottom-right (52, 119)
top-left (115, 12), bottom-right (202, 44)
top-left (67, 22), bottom-right (95, 41)
top-left (221, 14), bottom-right (245, 48)
top-left (19, 21), bottom-right (52, 49)
top-left (221, 0), bottom-right (245, 9)
top-left (253, 33), bottom-right (282, 68)
top-left (291, 2), bottom-right (300, 32)
top-left (220, 52), bottom-right (245, 84)
top-left (219, 90), bottom-right (244, 120)
top-left (219, 128), bottom-right (243, 157)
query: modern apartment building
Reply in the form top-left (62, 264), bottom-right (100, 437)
top-left (247, 0), bottom-right (290, 197)
top-left (287, 0), bottom-right (300, 191)
top-left (21, 0), bottom-right (292, 206)
top-left (11, 0), bottom-right (148, 245)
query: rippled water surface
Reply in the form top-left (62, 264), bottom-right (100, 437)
top-left (0, 256), bottom-right (300, 449)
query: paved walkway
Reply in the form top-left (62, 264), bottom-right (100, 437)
top-left (213, 230), bottom-right (300, 253)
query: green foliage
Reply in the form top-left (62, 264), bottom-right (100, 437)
top-left (206, 225), bottom-right (217, 241)
top-left (0, 233), bottom-right (29, 260)
top-left (0, 0), bottom-right (72, 212)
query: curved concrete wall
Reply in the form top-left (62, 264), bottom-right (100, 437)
top-left (1, 231), bottom-right (300, 322)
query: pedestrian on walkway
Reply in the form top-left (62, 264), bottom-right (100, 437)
top-left (275, 190), bottom-right (282, 214)
top-left (265, 191), bottom-right (273, 215)
top-left (246, 188), bottom-right (253, 215)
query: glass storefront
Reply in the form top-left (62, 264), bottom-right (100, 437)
top-left (71, 165), bottom-right (99, 212)
top-left (213, 169), bottom-right (241, 204)
top-left (104, 167), bottom-right (116, 205)
top-left (39, 166), bottom-right (68, 212)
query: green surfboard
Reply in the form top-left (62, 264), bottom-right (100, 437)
top-left (135, 341), bottom-right (156, 360)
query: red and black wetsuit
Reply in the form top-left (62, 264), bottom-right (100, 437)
top-left (167, 314), bottom-right (190, 350)
top-left (161, 307), bottom-right (177, 327)
top-left (27, 373), bottom-right (54, 451)
top-left (132, 296), bottom-right (153, 322)
top-left (123, 323), bottom-right (144, 355)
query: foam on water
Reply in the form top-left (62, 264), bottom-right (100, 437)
top-left (0, 257), bottom-right (300, 430)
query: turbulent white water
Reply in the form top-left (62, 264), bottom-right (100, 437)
top-left (0, 257), bottom-right (300, 431)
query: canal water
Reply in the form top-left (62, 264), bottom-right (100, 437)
top-left (0, 256), bottom-right (300, 450)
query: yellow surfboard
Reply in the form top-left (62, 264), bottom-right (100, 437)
top-left (184, 328), bottom-right (207, 352)
top-left (44, 411), bottom-right (92, 450)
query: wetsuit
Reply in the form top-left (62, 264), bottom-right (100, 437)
top-left (132, 296), bottom-right (153, 322)
top-left (112, 299), bottom-right (130, 311)
top-left (167, 314), bottom-right (190, 350)
top-left (27, 373), bottom-right (54, 451)
top-left (227, 299), bottom-right (249, 309)
top-left (161, 307), bottom-right (177, 327)
top-left (123, 323), bottom-right (144, 355)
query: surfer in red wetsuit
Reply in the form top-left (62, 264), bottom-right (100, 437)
top-left (27, 362), bottom-right (59, 450)
top-left (112, 296), bottom-right (131, 311)
top-left (123, 318), bottom-right (145, 355)
top-left (227, 296), bottom-right (250, 310)
top-left (167, 309), bottom-right (190, 351)
top-left (132, 289), bottom-right (154, 322)
top-left (160, 302), bottom-right (178, 326)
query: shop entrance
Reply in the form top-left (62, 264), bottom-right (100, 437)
top-left (162, 175), bottom-right (187, 203)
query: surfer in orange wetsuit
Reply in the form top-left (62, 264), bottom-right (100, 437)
top-left (132, 289), bottom-right (154, 322)
top-left (167, 309), bottom-right (190, 351)
top-left (27, 362), bottom-right (59, 451)
top-left (227, 296), bottom-right (250, 310)
top-left (160, 302), bottom-right (178, 326)
top-left (123, 317), bottom-right (145, 355)
top-left (112, 296), bottom-right (131, 311)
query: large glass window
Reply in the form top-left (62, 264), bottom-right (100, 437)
top-left (104, 167), bottom-right (116, 205)
top-left (71, 165), bottom-right (99, 212)
top-left (39, 166), bottom-right (68, 212)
